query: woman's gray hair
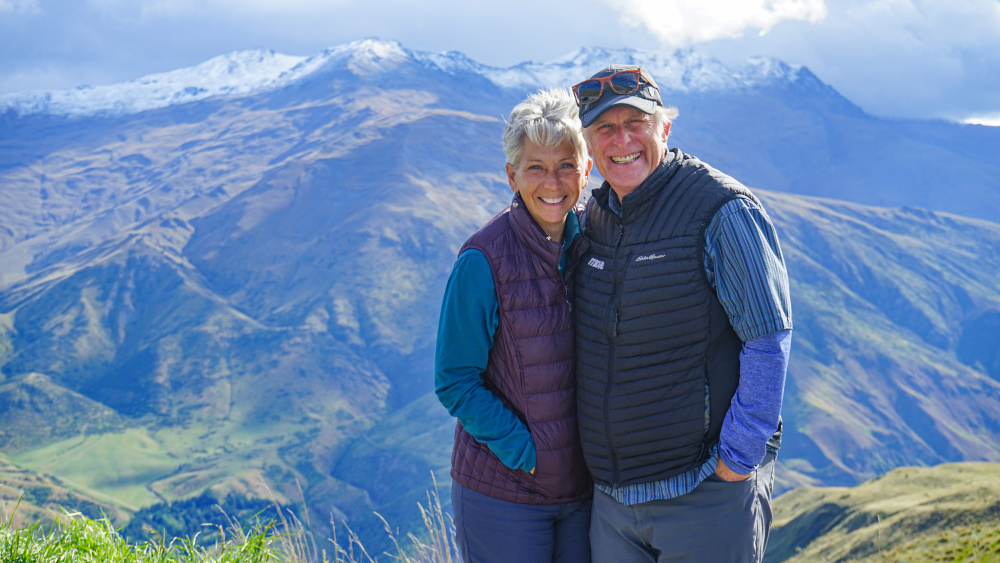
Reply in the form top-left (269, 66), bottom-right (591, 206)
top-left (503, 88), bottom-right (588, 169)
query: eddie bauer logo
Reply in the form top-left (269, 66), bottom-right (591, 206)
top-left (587, 257), bottom-right (605, 270)
top-left (635, 253), bottom-right (666, 262)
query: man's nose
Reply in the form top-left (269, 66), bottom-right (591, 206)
top-left (614, 128), bottom-right (631, 146)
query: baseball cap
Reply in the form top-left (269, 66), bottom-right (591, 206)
top-left (574, 65), bottom-right (662, 128)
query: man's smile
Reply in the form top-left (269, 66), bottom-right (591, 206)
top-left (611, 153), bottom-right (640, 164)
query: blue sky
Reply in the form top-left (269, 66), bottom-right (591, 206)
top-left (2, 0), bottom-right (999, 124)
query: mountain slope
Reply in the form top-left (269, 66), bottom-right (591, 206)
top-left (768, 462), bottom-right (1000, 562)
top-left (0, 454), bottom-right (131, 528)
top-left (762, 192), bottom-right (1000, 489)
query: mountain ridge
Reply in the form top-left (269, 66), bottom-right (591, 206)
top-left (1, 39), bottom-right (819, 119)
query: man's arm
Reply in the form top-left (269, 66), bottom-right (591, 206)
top-left (717, 329), bottom-right (791, 479)
top-left (434, 249), bottom-right (537, 473)
top-left (704, 197), bottom-right (793, 479)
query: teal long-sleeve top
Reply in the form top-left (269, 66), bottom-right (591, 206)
top-left (434, 211), bottom-right (582, 473)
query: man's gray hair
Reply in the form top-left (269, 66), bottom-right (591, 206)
top-left (503, 88), bottom-right (588, 169)
top-left (654, 105), bottom-right (680, 129)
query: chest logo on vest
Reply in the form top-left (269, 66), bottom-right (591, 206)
top-left (635, 253), bottom-right (667, 263)
top-left (587, 257), bottom-right (605, 270)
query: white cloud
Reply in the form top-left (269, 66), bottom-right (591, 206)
top-left (81, 0), bottom-right (350, 20)
top-left (601, 0), bottom-right (827, 45)
top-left (964, 113), bottom-right (1000, 127)
top-left (692, 0), bottom-right (1000, 120)
top-left (138, 0), bottom-right (350, 18)
top-left (0, 0), bottom-right (41, 14)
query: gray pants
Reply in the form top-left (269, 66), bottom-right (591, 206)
top-left (590, 450), bottom-right (777, 563)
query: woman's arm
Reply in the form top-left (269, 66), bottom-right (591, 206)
top-left (434, 249), bottom-right (537, 473)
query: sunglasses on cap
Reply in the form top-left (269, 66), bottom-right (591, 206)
top-left (572, 69), bottom-right (657, 105)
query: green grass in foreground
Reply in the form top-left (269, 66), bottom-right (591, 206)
top-left (1, 477), bottom-right (460, 563)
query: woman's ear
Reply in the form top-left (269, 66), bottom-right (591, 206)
top-left (506, 163), bottom-right (518, 193)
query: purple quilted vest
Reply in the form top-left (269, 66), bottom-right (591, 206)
top-left (450, 193), bottom-right (592, 505)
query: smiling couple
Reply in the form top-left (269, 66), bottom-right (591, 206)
top-left (435, 64), bottom-right (792, 563)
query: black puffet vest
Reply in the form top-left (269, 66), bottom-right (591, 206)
top-left (574, 148), bottom-right (760, 488)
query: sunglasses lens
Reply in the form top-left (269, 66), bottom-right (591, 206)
top-left (576, 80), bottom-right (603, 104)
top-left (609, 72), bottom-right (640, 94)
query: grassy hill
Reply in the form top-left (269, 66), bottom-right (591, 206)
top-left (768, 462), bottom-right (1000, 562)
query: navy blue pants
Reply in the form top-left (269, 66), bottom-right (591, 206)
top-left (590, 449), bottom-right (778, 562)
top-left (452, 481), bottom-right (592, 563)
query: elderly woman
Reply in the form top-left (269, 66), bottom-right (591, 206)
top-left (434, 89), bottom-right (593, 563)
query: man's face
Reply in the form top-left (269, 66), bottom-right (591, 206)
top-left (585, 105), bottom-right (670, 198)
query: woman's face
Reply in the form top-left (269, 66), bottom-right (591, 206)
top-left (506, 138), bottom-right (591, 242)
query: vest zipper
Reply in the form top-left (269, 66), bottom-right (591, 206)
top-left (605, 338), bottom-right (618, 487)
top-left (606, 222), bottom-right (629, 487)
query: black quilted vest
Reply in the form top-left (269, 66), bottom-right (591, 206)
top-left (575, 148), bottom-right (760, 488)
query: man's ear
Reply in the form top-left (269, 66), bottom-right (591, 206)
top-left (506, 163), bottom-right (518, 193)
top-left (662, 120), bottom-right (672, 142)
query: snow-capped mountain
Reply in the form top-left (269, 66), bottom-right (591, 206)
top-left (1, 39), bottom-right (811, 118)
top-left (0, 48), bottom-right (306, 117)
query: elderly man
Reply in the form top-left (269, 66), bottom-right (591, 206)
top-left (571, 65), bottom-right (792, 562)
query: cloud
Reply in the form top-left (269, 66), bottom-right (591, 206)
top-left (0, 0), bottom-right (40, 14)
top-left (692, 0), bottom-right (1000, 120)
top-left (126, 0), bottom-right (351, 19)
top-left (964, 113), bottom-right (1000, 127)
top-left (601, 0), bottom-right (827, 44)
